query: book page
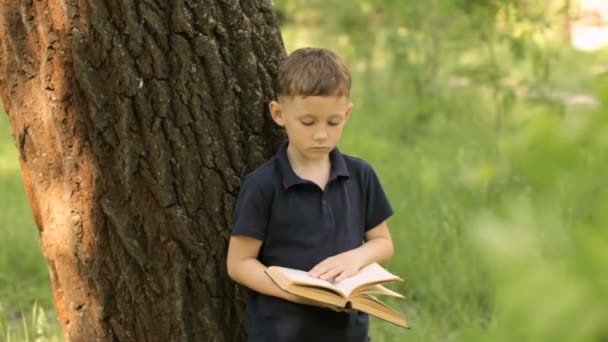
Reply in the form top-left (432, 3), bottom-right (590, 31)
top-left (359, 284), bottom-right (405, 298)
top-left (351, 295), bottom-right (409, 328)
top-left (269, 263), bottom-right (401, 298)
top-left (272, 267), bottom-right (344, 295)
top-left (334, 263), bottom-right (401, 297)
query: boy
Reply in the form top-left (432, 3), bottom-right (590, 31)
top-left (226, 47), bottom-right (395, 342)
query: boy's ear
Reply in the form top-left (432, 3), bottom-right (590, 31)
top-left (269, 100), bottom-right (286, 127)
top-left (344, 102), bottom-right (354, 122)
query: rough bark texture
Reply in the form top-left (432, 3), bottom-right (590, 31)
top-left (0, 1), bottom-right (285, 341)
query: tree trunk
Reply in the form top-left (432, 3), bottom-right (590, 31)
top-left (0, 1), bottom-right (284, 341)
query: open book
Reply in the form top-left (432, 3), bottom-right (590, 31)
top-left (266, 262), bottom-right (408, 328)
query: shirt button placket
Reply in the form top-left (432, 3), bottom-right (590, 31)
top-left (321, 194), bottom-right (331, 227)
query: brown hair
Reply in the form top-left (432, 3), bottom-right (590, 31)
top-left (274, 47), bottom-right (351, 98)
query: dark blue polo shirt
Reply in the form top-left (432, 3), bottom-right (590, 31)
top-left (231, 140), bottom-right (393, 342)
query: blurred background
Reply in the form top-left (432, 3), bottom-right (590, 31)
top-left (2, 0), bottom-right (607, 340)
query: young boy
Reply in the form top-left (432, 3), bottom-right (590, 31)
top-left (226, 47), bottom-right (395, 341)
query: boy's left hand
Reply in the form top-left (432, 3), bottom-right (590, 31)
top-left (309, 250), bottom-right (363, 283)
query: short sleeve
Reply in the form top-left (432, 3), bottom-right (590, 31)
top-left (231, 177), bottom-right (269, 240)
top-left (364, 165), bottom-right (393, 231)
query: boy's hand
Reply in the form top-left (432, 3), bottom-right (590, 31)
top-left (308, 249), bottom-right (364, 283)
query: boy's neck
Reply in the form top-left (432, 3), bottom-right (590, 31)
top-left (286, 144), bottom-right (331, 188)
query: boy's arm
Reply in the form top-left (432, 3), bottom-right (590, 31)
top-left (226, 235), bottom-right (292, 300)
top-left (227, 235), bottom-right (331, 307)
top-left (309, 221), bottom-right (394, 282)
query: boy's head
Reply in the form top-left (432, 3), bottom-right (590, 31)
top-left (270, 48), bottom-right (353, 162)
top-left (274, 47), bottom-right (351, 99)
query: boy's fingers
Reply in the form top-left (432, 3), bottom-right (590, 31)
top-left (319, 266), bottom-right (343, 281)
top-left (335, 271), bottom-right (352, 282)
top-left (309, 261), bottom-right (335, 277)
top-left (335, 267), bottom-right (360, 282)
top-left (308, 266), bottom-right (322, 277)
top-left (335, 273), bottom-right (347, 282)
top-left (316, 266), bottom-right (337, 279)
top-left (308, 263), bottom-right (324, 277)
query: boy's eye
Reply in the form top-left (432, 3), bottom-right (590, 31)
top-left (301, 121), bottom-right (314, 126)
top-left (328, 120), bottom-right (342, 126)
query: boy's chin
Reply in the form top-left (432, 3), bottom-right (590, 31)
top-left (308, 147), bottom-right (332, 153)
top-left (288, 144), bottom-right (333, 161)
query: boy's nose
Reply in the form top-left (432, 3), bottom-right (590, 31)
top-left (313, 129), bottom-right (328, 141)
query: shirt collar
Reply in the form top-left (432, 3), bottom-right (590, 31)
top-left (276, 140), bottom-right (350, 189)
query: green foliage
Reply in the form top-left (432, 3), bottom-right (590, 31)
top-left (277, 0), bottom-right (561, 129)
top-left (275, 0), bottom-right (608, 340)
top-left (465, 94), bottom-right (608, 341)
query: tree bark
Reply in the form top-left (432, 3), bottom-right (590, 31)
top-left (0, 1), bottom-right (284, 341)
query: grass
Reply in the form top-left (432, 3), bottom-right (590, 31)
top-left (0, 106), bottom-right (62, 341)
top-left (0, 302), bottom-right (62, 341)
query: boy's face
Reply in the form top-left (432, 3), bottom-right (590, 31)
top-left (270, 95), bottom-right (352, 162)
